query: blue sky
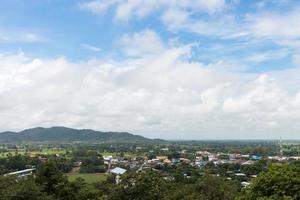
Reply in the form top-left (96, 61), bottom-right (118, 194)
top-left (1, 0), bottom-right (300, 139)
top-left (0, 0), bottom-right (296, 69)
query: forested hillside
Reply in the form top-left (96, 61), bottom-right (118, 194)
top-left (0, 127), bottom-right (155, 143)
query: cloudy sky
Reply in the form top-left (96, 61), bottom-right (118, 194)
top-left (1, 0), bottom-right (300, 139)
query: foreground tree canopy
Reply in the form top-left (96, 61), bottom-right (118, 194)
top-left (238, 163), bottom-right (300, 200)
top-left (0, 161), bottom-right (300, 200)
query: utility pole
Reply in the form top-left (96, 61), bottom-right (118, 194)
top-left (279, 137), bottom-right (283, 157)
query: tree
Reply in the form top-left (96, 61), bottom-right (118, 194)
top-left (240, 160), bottom-right (268, 176)
top-left (0, 162), bottom-right (103, 200)
top-left (196, 175), bottom-right (240, 200)
top-left (0, 177), bottom-right (52, 200)
top-left (49, 157), bottom-right (73, 173)
top-left (237, 164), bottom-right (300, 200)
top-left (109, 171), bottom-right (169, 200)
top-left (35, 162), bottom-right (67, 195)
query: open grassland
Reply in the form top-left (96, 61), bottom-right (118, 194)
top-left (29, 150), bottom-right (66, 156)
top-left (0, 149), bottom-right (66, 158)
top-left (0, 150), bottom-right (137, 158)
top-left (67, 173), bottom-right (107, 183)
top-left (0, 151), bottom-right (25, 158)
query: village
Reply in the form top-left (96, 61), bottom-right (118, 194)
top-left (2, 142), bottom-right (300, 188)
top-left (105, 148), bottom-right (299, 182)
top-left (1, 141), bottom-right (300, 199)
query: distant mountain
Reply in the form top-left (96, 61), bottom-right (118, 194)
top-left (0, 127), bottom-right (159, 143)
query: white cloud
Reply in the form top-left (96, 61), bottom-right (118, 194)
top-left (79, 0), bottom-right (225, 21)
top-left (247, 9), bottom-right (300, 39)
top-left (1, 33), bottom-right (300, 139)
top-left (81, 43), bottom-right (101, 52)
top-left (244, 49), bottom-right (290, 64)
top-left (161, 8), bottom-right (190, 30)
top-left (118, 29), bottom-right (165, 56)
top-left (158, 2), bottom-right (300, 48)
top-left (3, 1), bottom-right (300, 140)
top-left (0, 30), bottom-right (46, 43)
top-left (79, 0), bottom-right (300, 47)
top-left (78, 0), bottom-right (120, 14)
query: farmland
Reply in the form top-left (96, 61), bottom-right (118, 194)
top-left (0, 149), bottom-right (66, 158)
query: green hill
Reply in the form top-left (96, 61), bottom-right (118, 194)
top-left (0, 127), bottom-right (157, 143)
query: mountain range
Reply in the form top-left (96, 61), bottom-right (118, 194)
top-left (0, 127), bottom-right (160, 143)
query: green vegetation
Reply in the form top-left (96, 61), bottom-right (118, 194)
top-left (0, 151), bottom-right (24, 158)
top-left (0, 150), bottom-right (65, 158)
top-left (0, 162), bottom-right (103, 200)
top-left (2, 161), bottom-right (300, 200)
top-left (237, 163), bottom-right (300, 199)
top-left (110, 171), bottom-right (240, 200)
top-left (29, 150), bottom-right (66, 156)
top-left (67, 173), bottom-right (107, 183)
top-left (0, 126), bottom-right (153, 143)
top-left (1, 140), bottom-right (300, 199)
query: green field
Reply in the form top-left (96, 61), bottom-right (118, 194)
top-left (0, 150), bottom-right (137, 158)
top-left (29, 150), bottom-right (66, 156)
top-left (67, 173), bottom-right (107, 183)
top-left (0, 150), bottom-right (66, 158)
top-left (0, 151), bottom-right (25, 158)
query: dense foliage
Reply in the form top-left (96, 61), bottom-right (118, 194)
top-left (0, 154), bottom-right (41, 174)
top-left (1, 161), bottom-right (299, 199)
top-left (0, 140), bottom-right (300, 199)
top-left (0, 162), bottom-right (102, 200)
top-left (238, 163), bottom-right (300, 200)
top-left (0, 127), bottom-right (152, 143)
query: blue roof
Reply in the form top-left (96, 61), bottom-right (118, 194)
top-left (111, 167), bottom-right (127, 175)
top-left (251, 155), bottom-right (262, 160)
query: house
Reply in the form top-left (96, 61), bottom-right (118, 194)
top-left (37, 156), bottom-right (47, 162)
top-left (208, 154), bottom-right (217, 161)
top-left (73, 161), bottom-right (82, 167)
top-left (4, 168), bottom-right (35, 178)
top-left (135, 147), bottom-right (142, 151)
top-left (110, 167), bottom-right (127, 184)
top-left (156, 156), bottom-right (168, 160)
top-left (171, 158), bottom-right (180, 164)
top-left (251, 155), bottom-right (262, 160)
top-left (110, 167), bottom-right (127, 175)
top-left (180, 158), bottom-right (191, 164)
top-left (103, 156), bottom-right (113, 162)
top-left (195, 160), bottom-right (207, 167)
top-left (148, 158), bottom-right (160, 164)
top-left (180, 150), bottom-right (187, 154)
top-left (196, 151), bottom-right (211, 156)
top-left (241, 160), bottom-right (255, 165)
top-left (163, 159), bottom-right (172, 165)
top-left (241, 182), bottom-right (250, 187)
top-left (235, 154), bottom-right (250, 159)
top-left (235, 173), bottom-right (246, 177)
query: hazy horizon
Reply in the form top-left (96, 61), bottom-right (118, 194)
top-left (1, 1), bottom-right (300, 139)
top-left (1, 126), bottom-right (299, 141)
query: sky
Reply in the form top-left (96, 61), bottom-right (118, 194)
top-left (1, 0), bottom-right (300, 139)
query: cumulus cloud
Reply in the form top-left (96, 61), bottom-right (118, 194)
top-left (247, 8), bottom-right (300, 40)
top-left (118, 29), bottom-right (165, 56)
top-left (1, 30), bottom-right (300, 139)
